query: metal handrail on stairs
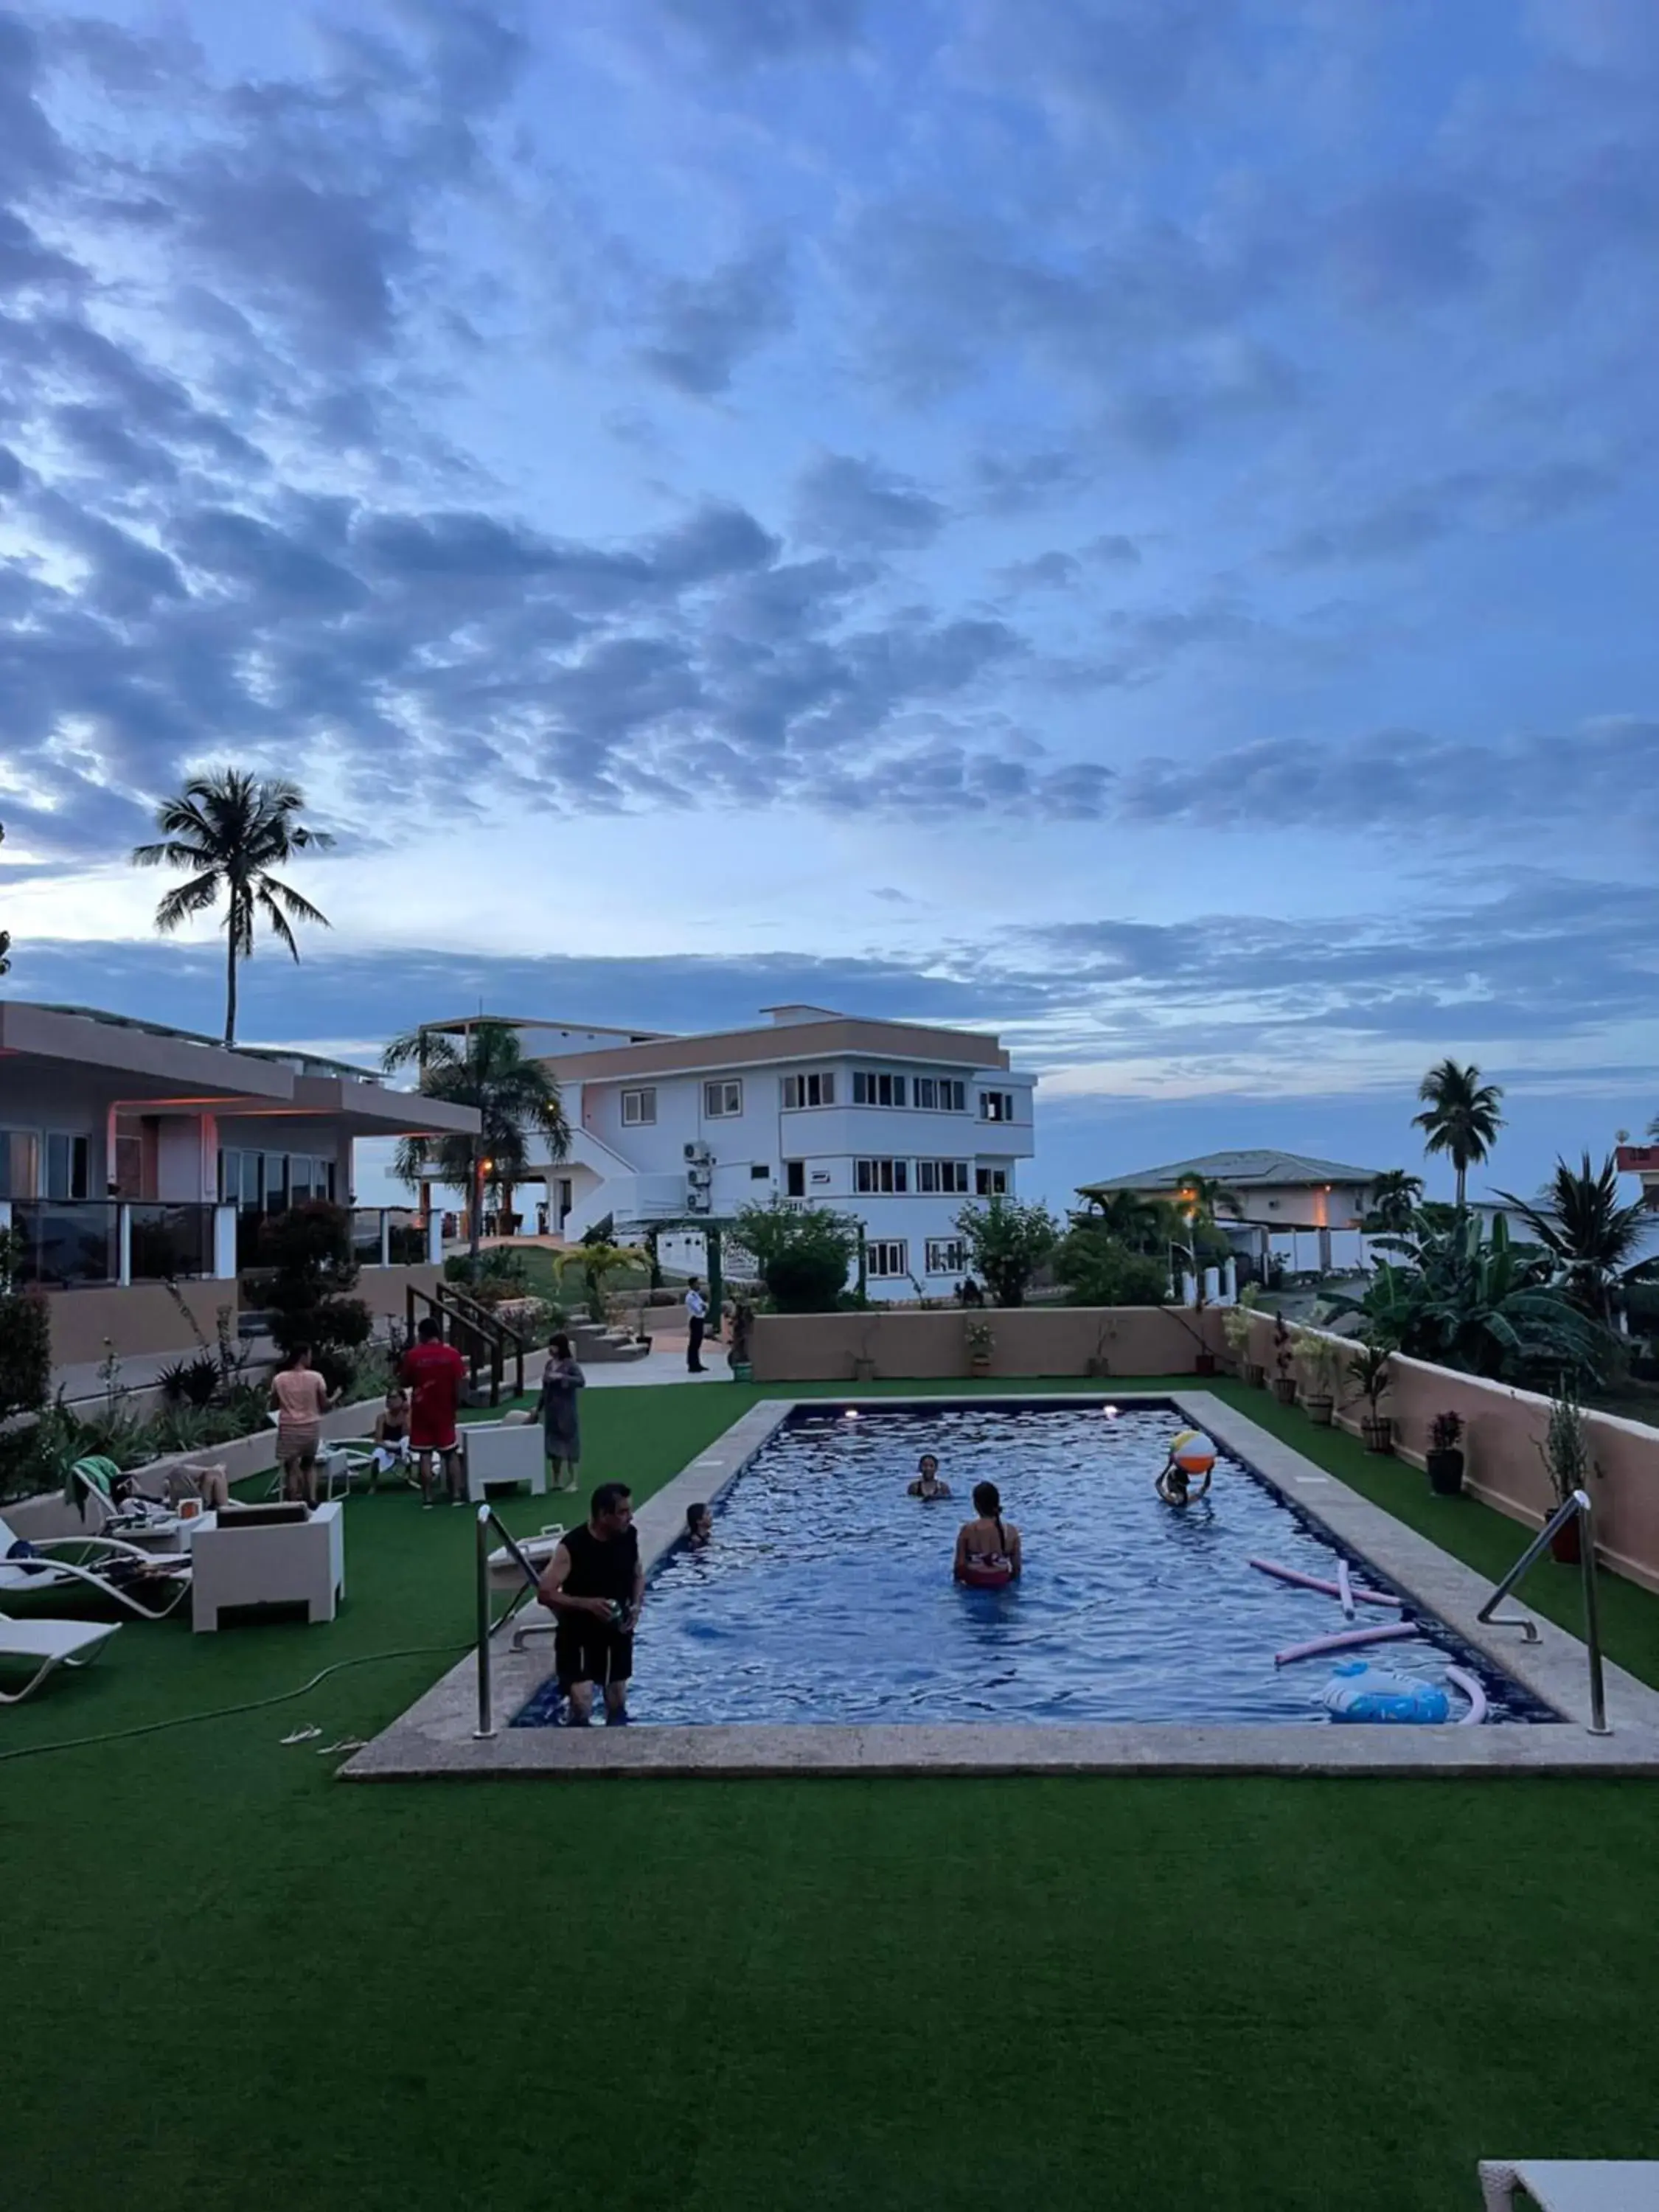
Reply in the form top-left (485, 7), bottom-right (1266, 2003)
top-left (1477, 1488), bottom-right (1608, 1736)
top-left (470, 1503), bottom-right (559, 1740)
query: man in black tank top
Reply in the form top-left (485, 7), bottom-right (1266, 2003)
top-left (535, 1483), bottom-right (644, 1724)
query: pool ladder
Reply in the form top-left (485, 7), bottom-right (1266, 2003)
top-left (1476, 1488), bottom-right (1608, 1736)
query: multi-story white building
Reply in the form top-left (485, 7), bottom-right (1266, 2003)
top-left (423, 1004), bottom-right (1037, 1302)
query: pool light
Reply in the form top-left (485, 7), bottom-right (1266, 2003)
top-left (1102, 1404), bottom-right (1120, 1419)
top-left (843, 1408), bottom-right (859, 1421)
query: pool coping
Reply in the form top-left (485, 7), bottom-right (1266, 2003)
top-left (342, 1392), bottom-right (1659, 1781)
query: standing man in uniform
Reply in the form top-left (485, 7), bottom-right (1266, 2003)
top-left (400, 1316), bottom-right (469, 1507)
top-left (684, 1275), bottom-right (709, 1374)
top-left (535, 1482), bottom-right (644, 1725)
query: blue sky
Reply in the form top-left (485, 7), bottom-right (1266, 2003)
top-left (1, 0), bottom-right (1657, 1210)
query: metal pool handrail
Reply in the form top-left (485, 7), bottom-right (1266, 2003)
top-left (1476, 1488), bottom-right (1608, 1736)
top-left (472, 1503), bottom-right (547, 1741)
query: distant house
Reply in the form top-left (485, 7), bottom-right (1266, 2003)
top-left (1077, 1147), bottom-right (1394, 1276)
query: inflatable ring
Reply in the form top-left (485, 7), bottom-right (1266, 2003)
top-left (961, 1559), bottom-right (1014, 1590)
top-left (1169, 1427), bottom-right (1216, 1477)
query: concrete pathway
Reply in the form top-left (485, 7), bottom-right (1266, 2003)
top-left (582, 1330), bottom-right (732, 1389)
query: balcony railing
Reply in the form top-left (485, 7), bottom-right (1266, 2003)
top-left (4, 1199), bottom-right (222, 1287)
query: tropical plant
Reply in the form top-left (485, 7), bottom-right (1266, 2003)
top-left (1412, 1059), bottom-right (1505, 1209)
top-left (1054, 1220), bottom-right (1171, 1308)
top-left (733, 1200), bottom-right (860, 1314)
top-left (1494, 1152), bottom-right (1658, 1326)
top-left (1362, 1169), bottom-right (1425, 1234)
top-left (1333, 1209), bottom-right (1609, 1386)
top-left (156, 1352), bottom-right (221, 1408)
top-left (383, 1020), bottom-right (570, 1267)
top-left (965, 1318), bottom-right (994, 1360)
top-left (1537, 1384), bottom-right (1595, 1506)
top-left (555, 1239), bottom-right (641, 1324)
top-left (1346, 1335), bottom-right (1394, 1414)
top-left (1074, 1188), bottom-right (1173, 1252)
top-left (953, 1196), bottom-right (1060, 1307)
top-left (1293, 1327), bottom-right (1346, 1402)
top-left (1429, 1411), bottom-right (1464, 1454)
top-left (256, 1201), bottom-right (372, 1395)
top-left (131, 768), bottom-right (334, 1045)
top-left (1178, 1173), bottom-right (1244, 1226)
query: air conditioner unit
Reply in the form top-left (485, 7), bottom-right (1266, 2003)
top-left (684, 1141), bottom-right (712, 1163)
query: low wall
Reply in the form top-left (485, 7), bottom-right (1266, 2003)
top-left (1239, 1310), bottom-right (1659, 1594)
top-left (46, 1279), bottom-right (236, 1370)
top-left (749, 1305), bottom-right (1223, 1383)
top-left (359, 1263), bottom-right (442, 1324)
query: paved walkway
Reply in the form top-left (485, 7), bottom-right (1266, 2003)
top-left (584, 1331), bottom-right (731, 1388)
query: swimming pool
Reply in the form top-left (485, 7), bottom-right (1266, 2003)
top-left (512, 1400), bottom-right (1554, 1730)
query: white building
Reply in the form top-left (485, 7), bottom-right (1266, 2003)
top-left (423, 1004), bottom-right (1037, 1301)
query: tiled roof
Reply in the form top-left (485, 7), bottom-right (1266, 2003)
top-left (1078, 1147), bottom-right (1388, 1194)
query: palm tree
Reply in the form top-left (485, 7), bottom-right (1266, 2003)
top-left (1412, 1058), bottom-right (1505, 1209)
top-left (1495, 1152), bottom-right (1658, 1326)
top-left (1077, 1189), bottom-right (1164, 1251)
top-left (556, 1239), bottom-right (641, 1324)
top-left (383, 1020), bottom-right (571, 1267)
top-left (1362, 1169), bottom-right (1425, 1234)
top-left (131, 770), bottom-right (333, 1045)
top-left (1180, 1173), bottom-right (1243, 1225)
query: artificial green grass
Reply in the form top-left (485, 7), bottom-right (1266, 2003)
top-left (6, 1377), bottom-right (1659, 2211)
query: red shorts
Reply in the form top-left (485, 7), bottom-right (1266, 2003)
top-left (409, 1423), bottom-right (458, 1454)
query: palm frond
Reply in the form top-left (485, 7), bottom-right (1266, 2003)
top-left (152, 872), bottom-right (224, 933)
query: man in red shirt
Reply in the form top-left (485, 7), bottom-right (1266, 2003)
top-left (400, 1318), bottom-right (470, 1508)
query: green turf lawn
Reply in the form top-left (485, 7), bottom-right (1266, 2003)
top-left (6, 1375), bottom-right (1659, 2212)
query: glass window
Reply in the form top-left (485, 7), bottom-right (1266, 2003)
top-left (290, 1157), bottom-right (315, 1205)
top-left (781, 1072), bottom-right (835, 1110)
top-left (46, 1133), bottom-right (91, 1201)
top-left (978, 1091), bottom-right (1015, 1122)
top-left (0, 1130), bottom-right (40, 1200)
top-left (749, 1163), bottom-right (771, 1180)
top-left (855, 1158), bottom-right (908, 1194)
top-left (866, 1239), bottom-right (908, 1279)
top-left (704, 1079), bottom-right (742, 1118)
top-left (785, 1161), bottom-right (806, 1197)
top-left (263, 1153), bottom-right (289, 1213)
top-left (917, 1160), bottom-right (970, 1194)
top-left (622, 1087), bottom-right (657, 1126)
top-left (975, 1167), bottom-right (1009, 1197)
top-left (925, 1238), bottom-right (968, 1276)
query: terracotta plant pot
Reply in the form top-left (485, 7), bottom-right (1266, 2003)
top-left (1426, 1448), bottom-right (1464, 1498)
top-left (1304, 1395), bottom-right (1335, 1427)
top-left (1362, 1416), bottom-right (1394, 1455)
top-left (1194, 1350), bottom-right (1217, 1377)
top-left (969, 1355), bottom-right (992, 1378)
top-left (1272, 1377), bottom-right (1298, 1406)
top-left (1243, 1362), bottom-right (1265, 1389)
top-left (1549, 1514), bottom-right (1582, 1565)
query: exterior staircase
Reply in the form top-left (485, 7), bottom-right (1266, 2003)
top-left (567, 1315), bottom-right (651, 1364)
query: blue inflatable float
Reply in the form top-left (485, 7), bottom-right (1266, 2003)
top-left (1321, 1660), bottom-right (1450, 1725)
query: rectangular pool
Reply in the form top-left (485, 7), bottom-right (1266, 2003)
top-left (512, 1401), bottom-right (1555, 1730)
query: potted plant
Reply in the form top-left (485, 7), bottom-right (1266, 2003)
top-left (965, 1319), bottom-right (994, 1377)
top-left (1537, 1386), bottom-right (1596, 1563)
top-left (1347, 1338), bottom-right (1394, 1453)
top-left (1221, 1287), bottom-right (1264, 1385)
top-left (1293, 1329), bottom-right (1344, 1426)
top-left (1426, 1410), bottom-right (1465, 1497)
top-left (1270, 1312), bottom-right (1298, 1405)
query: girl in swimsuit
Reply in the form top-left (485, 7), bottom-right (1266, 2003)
top-left (371, 1388), bottom-right (413, 1485)
top-left (908, 1453), bottom-right (952, 1500)
top-left (953, 1479), bottom-right (1021, 1585)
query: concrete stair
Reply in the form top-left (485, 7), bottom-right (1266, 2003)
top-left (568, 1317), bottom-right (651, 1364)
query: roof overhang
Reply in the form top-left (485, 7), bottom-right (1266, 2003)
top-left (0, 1001), bottom-right (295, 1105)
top-left (223, 1074), bottom-right (481, 1141)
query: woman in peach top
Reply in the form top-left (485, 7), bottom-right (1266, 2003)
top-left (268, 1346), bottom-right (335, 1507)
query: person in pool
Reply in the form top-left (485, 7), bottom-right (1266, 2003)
top-left (1156, 1451), bottom-right (1213, 1510)
top-left (953, 1480), bottom-right (1021, 1584)
top-left (908, 1453), bottom-right (952, 1500)
top-left (685, 1501), bottom-right (713, 1549)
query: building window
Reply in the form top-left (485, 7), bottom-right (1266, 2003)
top-left (913, 1077), bottom-right (966, 1112)
top-left (749, 1163), bottom-right (771, 1180)
top-left (916, 1159), bottom-right (970, 1194)
top-left (975, 1167), bottom-right (1009, 1197)
top-left (780, 1071), bottom-right (836, 1110)
top-left (785, 1161), bottom-right (806, 1197)
top-left (855, 1158), bottom-right (909, 1194)
top-left (866, 1239), bottom-right (909, 1279)
top-left (45, 1133), bottom-right (91, 1201)
top-left (978, 1091), bottom-right (1016, 1122)
top-left (852, 1071), bottom-right (908, 1107)
top-left (925, 1237), bottom-right (969, 1276)
top-left (0, 1130), bottom-right (41, 1200)
top-left (622, 1087), bottom-right (657, 1126)
top-left (704, 1079), bottom-right (742, 1119)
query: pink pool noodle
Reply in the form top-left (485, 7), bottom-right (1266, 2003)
top-left (1445, 1665), bottom-right (1489, 1726)
top-left (1274, 1621), bottom-right (1417, 1667)
top-left (1249, 1557), bottom-right (1402, 1608)
top-left (1338, 1558), bottom-right (1355, 1620)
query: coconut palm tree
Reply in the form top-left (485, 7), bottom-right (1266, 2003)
top-left (1077, 1188), bottom-right (1166, 1251)
top-left (1412, 1059), bottom-right (1505, 1209)
top-left (1180, 1173), bottom-right (1244, 1225)
top-left (556, 1239), bottom-right (642, 1324)
top-left (1362, 1169), bottom-right (1425, 1234)
top-left (383, 1020), bottom-right (571, 1267)
top-left (131, 770), bottom-right (333, 1045)
top-left (1495, 1152), bottom-right (1658, 1326)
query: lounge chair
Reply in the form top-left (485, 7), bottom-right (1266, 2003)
top-left (0, 1515), bottom-right (192, 1621)
top-left (66, 1457), bottom-right (173, 1537)
top-left (1479, 2160), bottom-right (1659, 2208)
top-left (0, 1611), bottom-right (121, 1701)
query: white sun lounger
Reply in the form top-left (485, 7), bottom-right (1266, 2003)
top-left (0, 1515), bottom-right (192, 1621)
top-left (0, 1613), bottom-right (121, 1702)
top-left (1480, 2160), bottom-right (1659, 2209)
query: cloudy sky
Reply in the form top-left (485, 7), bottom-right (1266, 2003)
top-left (2, 0), bottom-right (1657, 1208)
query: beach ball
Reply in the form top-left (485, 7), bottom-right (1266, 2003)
top-left (1169, 1427), bottom-right (1216, 1477)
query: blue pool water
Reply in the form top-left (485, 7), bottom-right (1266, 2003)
top-left (512, 1402), bottom-right (1555, 1728)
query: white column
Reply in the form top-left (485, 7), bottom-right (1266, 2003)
top-left (1180, 1270), bottom-right (1198, 1307)
top-left (213, 1204), bottom-right (238, 1281)
top-left (1201, 1265), bottom-right (1220, 1304)
top-left (1220, 1258), bottom-right (1238, 1304)
top-left (425, 1210), bottom-right (444, 1266)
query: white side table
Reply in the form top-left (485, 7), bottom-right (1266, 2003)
top-left (189, 1503), bottom-right (346, 1632)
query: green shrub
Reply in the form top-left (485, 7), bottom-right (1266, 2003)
top-left (734, 1200), bottom-right (860, 1313)
top-left (257, 1203), bottom-right (373, 1396)
top-left (953, 1197), bottom-right (1060, 1308)
top-left (1054, 1226), bottom-right (1171, 1307)
top-left (157, 1352), bottom-right (222, 1408)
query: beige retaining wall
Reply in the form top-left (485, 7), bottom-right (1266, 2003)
top-left (749, 1305), bottom-right (1225, 1382)
top-left (46, 1279), bottom-right (234, 1369)
top-left (1237, 1309), bottom-right (1659, 1595)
